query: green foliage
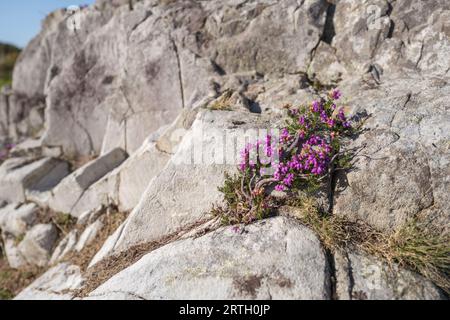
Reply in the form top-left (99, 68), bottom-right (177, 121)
top-left (53, 213), bottom-right (77, 234)
top-left (212, 172), bottom-right (274, 225)
top-left (382, 219), bottom-right (450, 293)
top-left (0, 288), bottom-right (13, 300)
top-left (0, 43), bottom-right (20, 89)
top-left (214, 89), bottom-right (356, 226)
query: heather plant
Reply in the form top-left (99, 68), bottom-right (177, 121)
top-left (213, 89), bottom-right (355, 224)
top-left (212, 89), bottom-right (449, 293)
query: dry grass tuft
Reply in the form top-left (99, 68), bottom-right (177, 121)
top-left (64, 206), bottom-right (129, 270)
top-left (282, 194), bottom-right (450, 293)
top-left (374, 219), bottom-right (450, 293)
top-left (0, 257), bottom-right (44, 300)
top-left (209, 89), bottom-right (233, 111)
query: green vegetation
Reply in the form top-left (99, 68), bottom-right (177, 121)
top-left (0, 43), bottom-right (20, 89)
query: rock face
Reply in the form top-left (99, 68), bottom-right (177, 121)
top-left (333, 78), bottom-right (450, 232)
top-left (2, 0), bottom-right (449, 300)
top-left (88, 217), bottom-right (331, 300)
top-left (334, 251), bottom-right (444, 300)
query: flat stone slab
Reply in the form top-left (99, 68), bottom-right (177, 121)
top-left (87, 217), bottom-right (331, 300)
top-left (49, 148), bottom-right (128, 216)
top-left (0, 157), bottom-right (69, 203)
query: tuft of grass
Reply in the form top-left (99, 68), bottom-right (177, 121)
top-left (377, 219), bottom-right (450, 293)
top-left (284, 195), bottom-right (382, 251)
top-left (63, 206), bottom-right (128, 270)
top-left (52, 213), bottom-right (77, 234)
top-left (282, 195), bottom-right (450, 293)
top-left (14, 233), bottom-right (25, 246)
top-left (209, 89), bottom-right (233, 111)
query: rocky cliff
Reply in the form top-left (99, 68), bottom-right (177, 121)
top-left (0, 0), bottom-right (449, 300)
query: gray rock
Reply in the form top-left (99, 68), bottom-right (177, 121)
top-left (334, 250), bottom-right (445, 300)
top-left (91, 109), bottom-right (282, 262)
top-left (8, 0), bottom-right (331, 159)
top-left (0, 202), bottom-right (38, 238)
top-left (308, 42), bottom-right (347, 85)
top-left (0, 157), bottom-right (69, 203)
top-left (17, 223), bottom-right (58, 267)
top-left (70, 133), bottom-right (171, 217)
top-left (50, 230), bottom-right (78, 265)
top-left (2, 236), bottom-right (27, 269)
top-left (14, 263), bottom-right (84, 300)
top-left (87, 217), bottom-right (331, 300)
top-left (49, 148), bottom-right (128, 216)
top-left (334, 78), bottom-right (450, 231)
top-left (74, 219), bottom-right (103, 252)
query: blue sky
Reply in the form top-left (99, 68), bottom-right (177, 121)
top-left (0, 0), bottom-right (95, 48)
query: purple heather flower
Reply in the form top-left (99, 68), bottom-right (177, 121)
top-left (299, 115), bottom-right (306, 125)
top-left (311, 100), bottom-right (322, 113)
top-left (330, 89), bottom-right (342, 100)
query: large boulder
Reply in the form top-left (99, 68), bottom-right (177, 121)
top-left (89, 109), bottom-right (283, 264)
top-left (334, 78), bottom-right (450, 232)
top-left (8, 0), bottom-right (332, 159)
top-left (87, 217), bottom-right (331, 300)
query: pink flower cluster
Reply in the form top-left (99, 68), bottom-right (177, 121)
top-left (238, 89), bottom-right (352, 193)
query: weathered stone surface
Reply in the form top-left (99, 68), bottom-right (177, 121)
top-left (87, 217), bottom-right (331, 300)
top-left (50, 230), bottom-right (78, 265)
top-left (334, 251), bottom-right (444, 300)
top-left (91, 109), bottom-right (283, 263)
top-left (0, 203), bottom-right (38, 238)
top-left (7, 0), bottom-right (332, 158)
top-left (2, 237), bottom-right (27, 269)
top-left (17, 224), bottom-right (58, 267)
top-left (70, 134), bottom-right (171, 216)
top-left (308, 42), bottom-right (347, 85)
top-left (49, 148), bottom-right (128, 216)
top-left (0, 157), bottom-right (69, 203)
top-left (74, 219), bottom-right (103, 252)
top-left (14, 263), bottom-right (84, 300)
top-left (334, 78), bottom-right (450, 231)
